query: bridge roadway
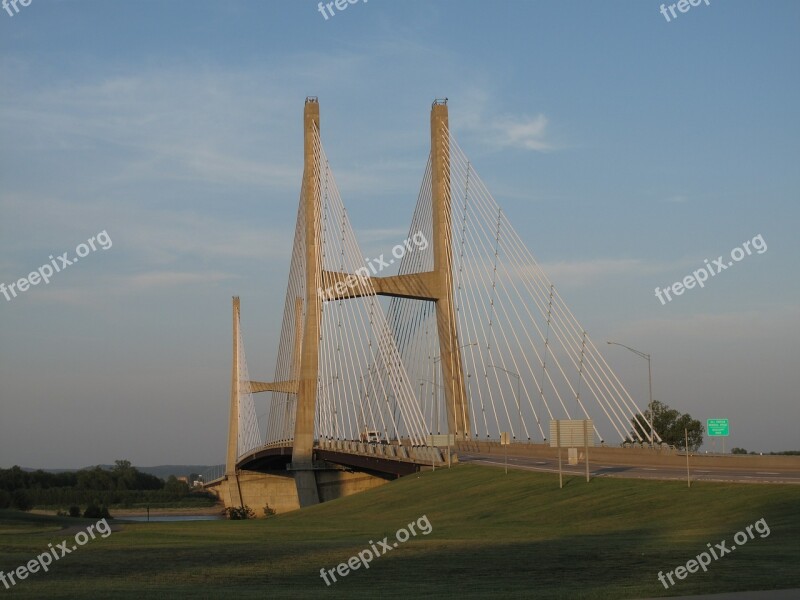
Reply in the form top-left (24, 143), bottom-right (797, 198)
top-left (230, 439), bottom-right (447, 480)
top-left (456, 443), bottom-right (800, 484)
top-left (208, 440), bottom-right (800, 487)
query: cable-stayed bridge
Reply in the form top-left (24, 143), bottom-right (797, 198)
top-left (205, 98), bottom-right (660, 512)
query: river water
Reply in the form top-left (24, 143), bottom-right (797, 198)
top-left (122, 515), bottom-right (222, 522)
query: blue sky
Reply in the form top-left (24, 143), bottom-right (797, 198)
top-left (1, 0), bottom-right (798, 467)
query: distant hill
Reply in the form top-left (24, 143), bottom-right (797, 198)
top-left (19, 465), bottom-right (219, 480)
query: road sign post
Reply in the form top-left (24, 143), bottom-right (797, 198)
top-left (685, 428), bottom-right (690, 488)
top-left (707, 419), bottom-right (729, 454)
top-left (427, 434), bottom-right (455, 471)
top-left (550, 419), bottom-right (594, 488)
top-left (584, 419), bottom-right (590, 483)
top-left (500, 432), bottom-right (510, 474)
top-left (556, 422), bottom-right (562, 488)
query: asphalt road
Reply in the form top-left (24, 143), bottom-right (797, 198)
top-left (458, 452), bottom-right (800, 484)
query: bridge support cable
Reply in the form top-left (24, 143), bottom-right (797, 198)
top-left (236, 317), bottom-right (263, 458)
top-left (264, 190), bottom-right (307, 446)
top-left (384, 123), bottom-right (660, 445)
top-left (445, 128), bottom-right (659, 443)
top-left (311, 126), bottom-right (428, 446)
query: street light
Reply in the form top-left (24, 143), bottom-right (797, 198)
top-left (486, 364), bottom-right (522, 440)
top-left (320, 375), bottom-right (340, 441)
top-left (434, 342), bottom-right (477, 438)
top-left (607, 341), bottom-right (654, 446)
top-left (418, 378), bottom-right (444, 434)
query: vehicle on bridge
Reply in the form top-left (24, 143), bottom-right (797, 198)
top-left (359, 429), bottom-right (383, 444)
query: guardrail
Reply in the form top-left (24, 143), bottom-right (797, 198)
top-left (199, 463), bottom-right (226, 484)
top-left (316, 439), bottom-right (445, 465)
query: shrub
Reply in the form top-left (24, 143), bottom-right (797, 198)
top-left (224, 505), bottom-right (255, 520)
top-left (0, 489), bottom-right (10, 509)
top-left (263, 504), bottom-right (276, 518)
top-left (84, 503), bottom-right (103, 519)
top-left (69, 505), bottom-right (81, 518)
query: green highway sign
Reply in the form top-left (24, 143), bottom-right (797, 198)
top-left (707, 418), bottom-right (729, 436)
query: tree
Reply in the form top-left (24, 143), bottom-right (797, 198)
top-left (112, 460), bottom-right (137, 491)
top-left (84, 503), bottom-right (103, 518)
top-left (731, 447), bottom-right (748, 454)
top-left (630, 400), bottom-right (704, 451)
top-left (164, 476), bottom-right (190, 498)
top-left (12, 489), bottom-right (33, 512)
top-left (0, 489), bottom-right (10, 509)
top-left (0, 466), bottom-right (27, 492)
top-left (77, 466), bottom-right (115, 491)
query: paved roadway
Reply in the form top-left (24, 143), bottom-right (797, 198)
top-left (639, 589), bottom-right (800, 599)
top-left (458, 452), bottom-right (800, 484)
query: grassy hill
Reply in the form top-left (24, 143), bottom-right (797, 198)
top-left (1, 464), bottom-right (798, 598)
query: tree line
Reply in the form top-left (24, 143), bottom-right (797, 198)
top-left (0, 460), bottom-right (205, 511)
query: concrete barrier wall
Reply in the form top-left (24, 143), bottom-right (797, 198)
top-left (318, 470), bottom-right (387, 502)
top-left (236, 471), bottom-right (300, 514)
top-left (455, 441), bottom-right (800, 471)
top-left (207, 468), bottom-right (389, 515)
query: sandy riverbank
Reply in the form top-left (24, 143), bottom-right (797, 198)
top-left (31, 505), bottom-right (224, 518)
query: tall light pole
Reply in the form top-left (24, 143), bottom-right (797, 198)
top-left (419, 381), bottom-right (425, 431)
top-left (487, 364), bottom-right (522, 440)
top-left (434, 342), bottom-right (477, 438)
top-left (607, 341), bottom-right (654, 446)
top-left (418, 378), bottom-right (444, 434)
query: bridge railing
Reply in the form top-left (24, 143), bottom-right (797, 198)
top-left (316, 439), bottom-right (445, 465)
top-left (199, 463), bottom-right (226, 485)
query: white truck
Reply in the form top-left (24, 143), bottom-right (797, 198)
top-left (359, 430), bottom-right (383, 443)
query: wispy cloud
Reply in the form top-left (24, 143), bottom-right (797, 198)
top-left (490, 114), bottom-right (551, 151)
top-left (0, 70), bottom-right (303, 192)
top-left (665, 194), bottom-right (689, 203)
top-left (122, 271), bottom-right (233, 291)
top-left (26, 270), bottom-right (235, 309)
top-left (538, 258), bottom-right (677, 287)
top-left (452, 89), bottom-right (553, 152)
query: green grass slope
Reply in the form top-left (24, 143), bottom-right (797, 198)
top-left (1, 465), bottom-right (798, 599)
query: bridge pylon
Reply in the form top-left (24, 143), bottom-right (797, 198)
top-left (430, 99), bottom-right (469, 441)
top-left (225, 296), bottom-right (244, 507)
top-left (291, 97), bottom-right (323, 507)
